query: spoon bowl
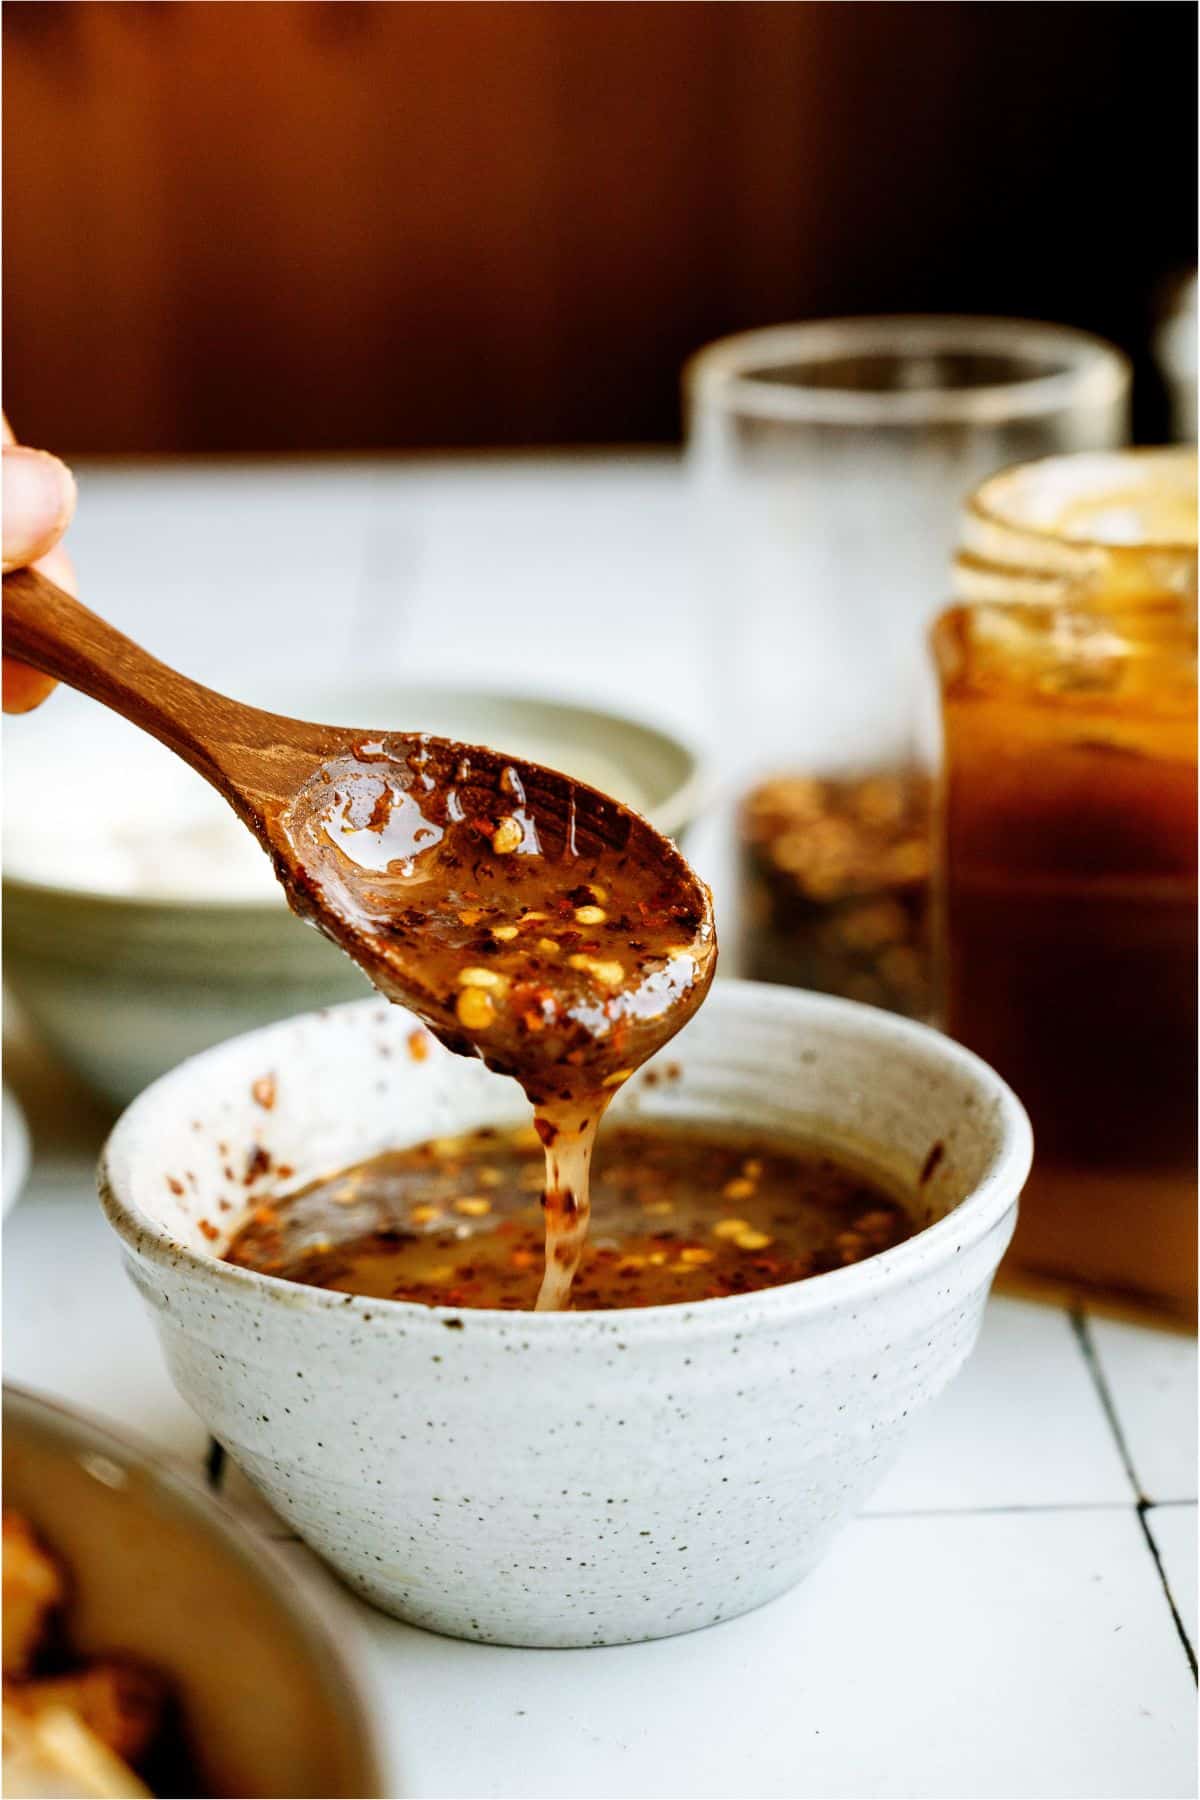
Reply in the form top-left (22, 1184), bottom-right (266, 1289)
top-left (275, 729), bottom-right (713, 1077)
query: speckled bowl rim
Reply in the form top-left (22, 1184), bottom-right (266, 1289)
top-left (98, 983), bottom-right (1032, 1340)
top-left (4, 1383), bottom-right (387, 1795)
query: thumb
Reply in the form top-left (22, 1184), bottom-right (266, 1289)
top-left (2, 445), bottom-right (77, 572)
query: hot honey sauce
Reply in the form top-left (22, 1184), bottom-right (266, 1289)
top-left (225, 1121), bottom-right (915, 1311)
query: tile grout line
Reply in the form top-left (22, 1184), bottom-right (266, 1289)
top-left (1136, 1503), bottom-right (1197, 1678)
top-left (1070, 1310), bottom-right (1197, 1681)
top-left (1068, 1312), bottom-right (1149, 1503)
top-left (865, 1500), bottom-right (1145, 1521)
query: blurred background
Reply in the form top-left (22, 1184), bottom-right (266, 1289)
top-left (4, 0), bottom-right (1197, 455)
top-left (2, 15), bottom-right (1197, 1784)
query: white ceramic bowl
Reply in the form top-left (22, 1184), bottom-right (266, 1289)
top-left (99, 983), bottom-right (1031, 1649)
top-left (4, 682), bottom-right (703, 1106)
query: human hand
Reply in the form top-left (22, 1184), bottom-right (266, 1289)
top-left (2, 415), bottom-right (77, 713)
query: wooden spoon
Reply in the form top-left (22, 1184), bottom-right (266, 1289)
top-left (2, 567), bottom-right (716, 1092)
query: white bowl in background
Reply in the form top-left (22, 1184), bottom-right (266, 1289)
top-left (99, 982), bottom-right (1031, 1648)
top-left (4, 681), bottom-right (705, 1105)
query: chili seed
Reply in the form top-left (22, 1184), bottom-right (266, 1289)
top-left (456, 988), bottom-right (497, 1030)
top-left (458, 967), bottom-right (506, 990)
top-left (567, 953), bottom-right (624, 989)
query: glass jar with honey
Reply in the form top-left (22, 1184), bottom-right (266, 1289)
top-left (933, 449), bottom-right (1197, 1326)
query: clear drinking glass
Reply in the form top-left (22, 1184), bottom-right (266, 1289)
top-left (684, 316), bottom-right (1131, 1015)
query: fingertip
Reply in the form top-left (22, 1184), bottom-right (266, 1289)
top-left (34, 540), bottom-right (78, 596)
top-left (2, 657), bottom-right (58, 714)
top-left (2, 445), bottom-right (77, 570)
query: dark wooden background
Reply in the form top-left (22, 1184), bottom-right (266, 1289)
top-left (4, 1), bottom-right (1196, 453)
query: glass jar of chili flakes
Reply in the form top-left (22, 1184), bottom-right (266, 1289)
top-left (933, 448), bottom-right (1197, 1326)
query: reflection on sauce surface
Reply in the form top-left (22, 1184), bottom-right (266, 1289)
top-left (224, 1122), bottom-right (915, 1312)
top-left (277, 737), bottom-right (716, 1307)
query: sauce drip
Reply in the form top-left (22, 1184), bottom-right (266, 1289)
top-left (278, 737), bottom-right (716, 1309)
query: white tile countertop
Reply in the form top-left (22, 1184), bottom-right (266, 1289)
top-left (3, 457), bottom-right (1197, 1799)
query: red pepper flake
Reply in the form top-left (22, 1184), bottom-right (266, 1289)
top-left (245, 1144), bottom-right (272, 1184)
top-left (252, 1074), bottom-right (277, 1111)
top-left (198, 1219), bottom-right (220, 1242)
top-left (166, 1176), bottom-right (185, 1196)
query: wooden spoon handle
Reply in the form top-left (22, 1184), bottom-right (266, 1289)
top-left (2, 566), bottom-right (336, 811)
top-left (2, 564), bottom-right (261, 786)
